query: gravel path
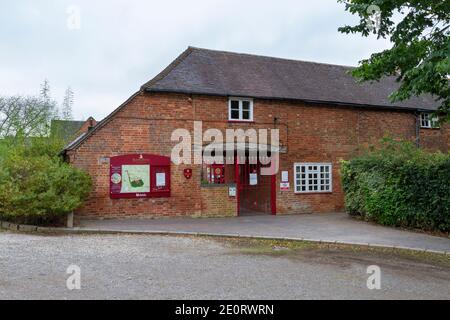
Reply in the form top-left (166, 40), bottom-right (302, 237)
top-left (0, 231), bottom-right (449, 300)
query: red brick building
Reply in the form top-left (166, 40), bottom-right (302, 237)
top-left (63, 47), bottom-right (449, 219)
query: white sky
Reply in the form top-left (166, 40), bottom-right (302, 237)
top-left (0, 0), bottom-right (391, 120)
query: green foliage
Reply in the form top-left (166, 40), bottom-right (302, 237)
top-left (0, 95), bottom-right (57, 139)
top-left (338, 0), bottom-right (450, 119)
top-left (341, 138), bottom-right (450, 232)
top-left (0, 138), bottom-right (91, 225)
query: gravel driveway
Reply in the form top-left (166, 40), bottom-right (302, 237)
top-left (0, 231), bottom-right (449, 300)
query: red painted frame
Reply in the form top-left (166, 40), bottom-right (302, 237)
top-left (234, 154), bottom-right (277, 216)
top-left (110, 154), bottom-right (170, 199)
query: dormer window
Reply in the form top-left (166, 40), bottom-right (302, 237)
top-left (228, 98), bottom-right (253, 121)
top-left (420, 113), bottom-right (439, 128)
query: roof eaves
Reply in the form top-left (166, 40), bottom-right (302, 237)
top-left (144, 88), bottom-right (433, 112)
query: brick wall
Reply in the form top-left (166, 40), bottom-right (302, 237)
top-left (419, 124), bottom-right (449, 152)
top-left (200, 185), bottom-right (236, 217)
top-left (75, 117), bottom-right (97, 137)
top-left (67, 91), bottom-right (449, 218)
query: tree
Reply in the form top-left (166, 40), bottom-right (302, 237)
top-left (40, 79), bottom-right (60, 120)
top-left (338, 0), bottom-right (450, 120)
top-left (61, 87), bottom-right (74, 120)
top-left (0, 95), bottom-right (56, 138)
top-left (0, 80), bottom-right (59, 139)
top-left (40, 79), bottom-right (51, 100)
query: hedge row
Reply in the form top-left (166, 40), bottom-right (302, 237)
top-left (341, 139), bottom-right (450, 232)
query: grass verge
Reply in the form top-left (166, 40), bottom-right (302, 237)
top-left (209, 236), bottom-right (450, 268)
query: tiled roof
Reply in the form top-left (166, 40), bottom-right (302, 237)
top-left (142, 47), bottom-right (438, 111)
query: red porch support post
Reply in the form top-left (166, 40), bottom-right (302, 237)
top-left (271, 173), bottom-right (276, 215)
top-left (235, 152), bottom-right (240, 216)
top-left (270, 154), bottom-right (277, 215)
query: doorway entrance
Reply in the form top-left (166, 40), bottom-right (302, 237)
top-left (236, 155), bottom-right (276, 216)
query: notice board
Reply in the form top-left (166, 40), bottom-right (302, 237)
top-left (110, 154), bottom-right (170, 199)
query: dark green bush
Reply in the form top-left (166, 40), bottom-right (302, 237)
top-left (0, 138), bottom-right (91, 225)
top-left (341, 138), bottom-right (450, 232)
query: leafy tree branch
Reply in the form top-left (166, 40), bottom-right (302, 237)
top-left (338, 0), bottom-right (450, 119)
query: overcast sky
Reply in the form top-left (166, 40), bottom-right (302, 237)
top-left (0, 0), bottom-right (392, 120)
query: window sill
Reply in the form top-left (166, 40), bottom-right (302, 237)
top-left (227, 120), bottom-right (255, 124)
top-left (294, 191), bottom-right (333, 195)
top-left (201, 183), bottom-right (236, 188)
top-left (420, 127), bottom-right (440, 130)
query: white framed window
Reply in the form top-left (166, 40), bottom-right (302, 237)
top-left (294, 163), bottom-right (332, 193)
top-left (228, 98), bottom-right (253, 121)
top-left (420, 113), bottom-right (439, 128)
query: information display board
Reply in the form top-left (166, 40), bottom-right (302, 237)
top-left (110, 154), bottom-right (170, 199)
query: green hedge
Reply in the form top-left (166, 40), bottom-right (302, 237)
top-left (341, 139), bottom-right (450, 232)
top-left (0, 138), bottom-right (92, 226)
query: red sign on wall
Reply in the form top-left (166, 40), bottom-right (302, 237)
top-left (110, 154), bottom-right (170, 199)
top-left (183, 168), bottom-right (192, 179)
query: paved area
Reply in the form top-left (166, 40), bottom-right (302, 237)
top-left (79, 213), bottom-right (450, 253)
top-left (0, 231), bottom-right (449, 300)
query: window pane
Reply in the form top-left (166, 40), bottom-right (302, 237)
top-left (242, 110), bottom-right (250, 120)
top-left (242, 101), bottom-right (250, 110)
top-left (296, 163), bottom-right (332, 193)
top-left (231, 109), bottom-right (239, 119)
top-left (231, 100), bottom-right (239, 109)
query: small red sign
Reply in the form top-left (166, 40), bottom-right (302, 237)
top-left (184, 168), bottom-right (192, 179)
top-left (280, 182), bottom-right (290, 191)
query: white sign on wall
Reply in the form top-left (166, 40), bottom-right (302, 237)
top-left (249, 173), bottom-right (258, 185)
top-left (280, 182), bottom-right (290, 191)
top-left (229, 186), bottom-right (236, 197)
top-left (156, 172), bottom-right (166, 187)
top-left (281, 171), bottom-right (289, 182)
